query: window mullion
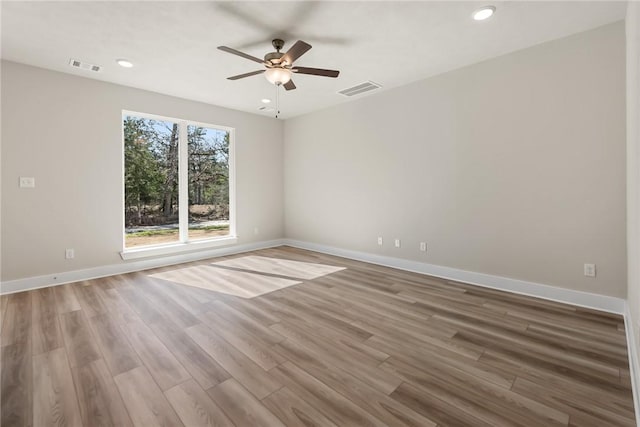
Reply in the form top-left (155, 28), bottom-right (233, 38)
top-left (178, 121), bottom-right (189, 243)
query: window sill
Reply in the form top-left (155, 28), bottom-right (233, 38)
top-left (120, 236), bottom-right (238, 261)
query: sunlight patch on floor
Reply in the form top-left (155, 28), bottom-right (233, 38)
top-left (150, 264), bottom-right (302, 298)
top-left (211, 255), bottom-right (345, 280)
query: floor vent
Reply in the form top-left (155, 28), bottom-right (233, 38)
top-left (69, 58), bottom-right (102, 72)
top-left (338, 81), bottom-right (382, 97)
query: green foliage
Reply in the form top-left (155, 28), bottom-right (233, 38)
top-left (124, 116), bottom-right (230, 228)
top-left (188, 125), bottom-right (230, 208)
top-left (124, 117), bottom-right (164, 223)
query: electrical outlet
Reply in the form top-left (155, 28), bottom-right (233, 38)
top-left (65, 248), bottom-right (75, 259)
top-left (394, 239), bottom-right (401, 248)
top-left (377, 237), bottom-right (383, 246)
top-left (584, 263), bottom-right (596, 277)
top-left (253, 227), bottom-right (259, 235)
top-left (420, 242), bottom-right (427, 252)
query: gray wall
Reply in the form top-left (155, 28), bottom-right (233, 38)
top-left (284, 22), bottom-right (626, 297)
top-left (1, 61), bottom-right (284, 281)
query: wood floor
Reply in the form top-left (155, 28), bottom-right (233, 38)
top-left (1, 246), bottom-right (635, 426)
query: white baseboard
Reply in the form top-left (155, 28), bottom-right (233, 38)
top-left (283, 239), bottom-right (626, 314)
top-left (624, 303), bottom-right (640, 425)
top-left (4, 237), bottom-right (625, 314)
top-left (0, 239), bottom-right (286, 295)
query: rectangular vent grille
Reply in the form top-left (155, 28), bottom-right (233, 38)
top-left (69, 58), bottom-right (102, 72)
top-left (338, 81), bottom-right (382, 97)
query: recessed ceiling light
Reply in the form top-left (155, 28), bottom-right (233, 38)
top-left (473, 6), bottom-right (496, 21)
top-left (116, 59), bottom-right (133, 68)
top-left (261, 98), bottom-right (271, 104)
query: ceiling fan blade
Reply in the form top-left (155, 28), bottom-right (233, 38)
top-left (227, 70), bottom-right (265, 80)
top-left (218, 46), bottom-right (265, 64)
top-left (281, 40), bottom-right (312, 65)
top-left (283, 79), bottom-right (296, 91)
top-left (292, 67), bottom-right (340, 78)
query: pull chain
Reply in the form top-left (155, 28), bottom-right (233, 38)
top-left (275, 84), bottom-right (280, 119)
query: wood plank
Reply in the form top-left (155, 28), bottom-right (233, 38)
top-left (479, 349), bottom-right (633, 409)
top-left (200, 308), bottom-right (285, 370)
top-left (33, 347), bottom-right (83, 427)
top-left (149, 319), bottom-right (230, 390)
top-left (207, 378), bottom-right (285, 427)
top-left (71, 358), bottom-right (133, 427)
top-left (272, 339), bottom-right (437, 426)
top-left (115, 287), bottom-right (164, 324)
top-left (270, 321), bottom-right (402, 394)
top-left (353, 316), bottom-right (483, 360)
top-left (269, 361), bottom-right (388, 427)
top-left (147, 278), bottom-right (211, 315)
top-left (204, 300), bottom-right (286, 345)
top-left (1, 341), bottom-right (32, 427)
top-left (223, 296), bottom-right (280, 325)
top-left (452, 327), bottom-right (623, 386)
top-left (54, 284), bottom-right (81, 313)
top-left (262, 386), bottom-right (339, 427)
top-left (87, 314), bottom-right (141, 375)
top-left (91, 284), bottom-right (140, 325)
top-left (1, 291), bottom-right (32, 347)
top-left (365, 334), bottom-right (514, 389)
top-left (185, 323), bottom-right (282, 399)
top-left (165, 379), bottom-right (235, 427)
top-left (265, 294), bottom-right (373, 342)
top-left (118, 320), bottom-right (190, 390)
top-left (73, 281), bottom-right (109, 318)
top-left (32, 287), bottom-right (63, 355)
top-left (390, 381), bottom-right (497, 427)
top-left (59, 310), bottom-right (102, 368)
top-left (114, 366), bottom-right (184, 427)
top-left (0, 295), bottom-right (9, 335)
top-left (129, 272), bottom-right (200, 328)
top-left (381, 356), bottom-right (569, 426)
top-left (512, 376), bottom-right (635, 427)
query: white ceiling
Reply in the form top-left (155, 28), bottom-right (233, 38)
top-left (1, 1), bottom-right (626, 119)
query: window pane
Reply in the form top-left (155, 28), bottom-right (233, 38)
top-left (187, 125), bottom-right (230, 240)
top-left (124, 116), bottom-right (180, 248)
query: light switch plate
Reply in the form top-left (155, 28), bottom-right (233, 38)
top-left (19, 177), bottom-right (35, 188)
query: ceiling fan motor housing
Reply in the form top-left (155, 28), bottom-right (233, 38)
top-left (265, 51), bottom-right (284, 64)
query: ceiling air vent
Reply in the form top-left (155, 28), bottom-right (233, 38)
top-left (338, 81), bottom-right (382, 97)
top-left (69, 58), bottom-right (102, 72)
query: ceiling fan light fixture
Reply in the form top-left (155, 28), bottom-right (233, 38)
top-left (473, 6), bottom-right (496, 21)
top-left (264, 67), bottom-right (292, 85)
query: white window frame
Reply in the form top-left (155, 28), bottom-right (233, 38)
top-left (120, 110), bottom-right (237, 260)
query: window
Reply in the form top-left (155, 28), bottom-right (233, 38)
top-left (123, 111), bottom-right (235, 253)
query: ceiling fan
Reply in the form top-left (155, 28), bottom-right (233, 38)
top-left (218, 39), bottom-right (340, 90)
